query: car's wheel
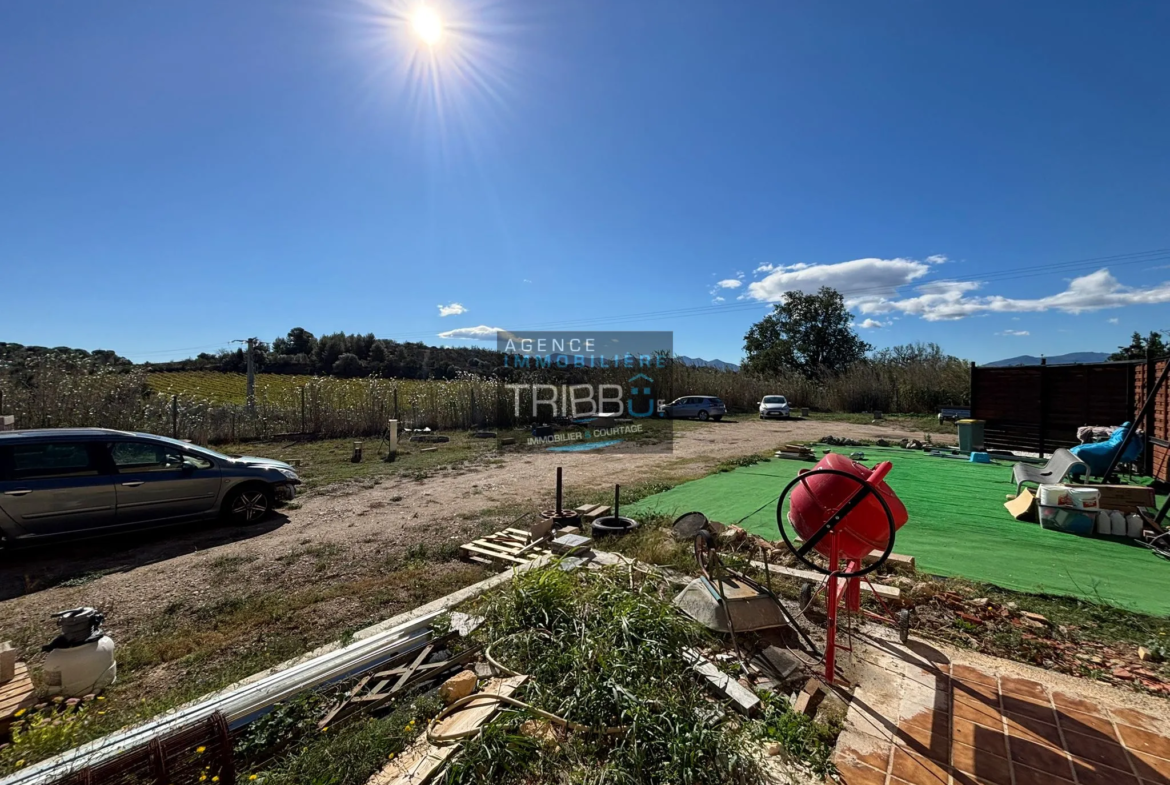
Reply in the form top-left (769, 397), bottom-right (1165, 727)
top-left (711, 415), bottom-right (722, 422)
top-left (224, 485), bottom-right (273, 525)
top-left (697, 410), bottom-right (709, 421)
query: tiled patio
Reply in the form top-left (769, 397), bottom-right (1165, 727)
top-left (836, 655), bottom-right (1170, 785)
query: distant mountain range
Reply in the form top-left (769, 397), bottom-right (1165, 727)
top-left (985, 352), bottom-right (1110, 367)
top-left (675, 355), bottom-right (740, 372)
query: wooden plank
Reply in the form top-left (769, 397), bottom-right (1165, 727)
top-left (682, 649), bottom-right (760, 716)
top-left (0, 663), bottom-right (35, 723)
top-left (460, 543), bottom-right (531, 565)
top-left (748, 560), bottom-right (900, 600)
top-left (433, 675), bottom-right (527, 740)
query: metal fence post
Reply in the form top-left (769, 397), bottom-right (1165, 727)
top-left (1037, 358), bottom-right (1047, 460)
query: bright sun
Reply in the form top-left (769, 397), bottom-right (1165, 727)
top-left (411, 6), bottom-right (443, 46)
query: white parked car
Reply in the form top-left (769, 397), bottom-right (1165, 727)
top-left (758, 395), bottom-right (791, 419)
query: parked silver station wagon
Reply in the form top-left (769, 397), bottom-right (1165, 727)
top-left (0, 429), bottom-right (300, 546)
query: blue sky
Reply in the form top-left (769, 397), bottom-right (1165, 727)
top-left (2, 0), bottom-right (1168, 365)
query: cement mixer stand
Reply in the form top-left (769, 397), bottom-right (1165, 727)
top-left (777, 459), bottom-right (912, 685)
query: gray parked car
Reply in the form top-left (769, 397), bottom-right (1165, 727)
top-left (0, 428), bottom-right (300, 546)
top-left (662, 396), bottom-right (726, 421)
top-left (758, 395), bottom-right (791, 419)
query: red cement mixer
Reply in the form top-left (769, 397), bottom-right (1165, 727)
top-left (776, 453), bottom-right (912, 684)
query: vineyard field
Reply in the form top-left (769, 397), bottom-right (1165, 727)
top-left (148, 372), bottom-right (329, 405)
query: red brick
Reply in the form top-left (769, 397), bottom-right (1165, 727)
top-left (837, 760), bottom-right (887, 785)
top-left (1000, 676), bottom-right (1049, 702)
top-left (1119, 724), bottom-right (1170, 761)
top-left (953, 664), bottom-right (998, 687)
top-left (1051, 691), bottom-right (1106, 717)
top-left (1011, 737), bottom-right (1074, 772)
top-left (1058, 708), bottom-right (1119, 740)
top-left (1066, 729), bottom-right (1135, 772)
top-left (890, 748), bottom-right (949, 785)
top-left (1014, 763), bottom-right (1075, 785)
top-left (952, 740), bottom-right (1012, 785)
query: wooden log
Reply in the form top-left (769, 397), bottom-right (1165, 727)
top-left (747, 560), bottom-right (901, 600)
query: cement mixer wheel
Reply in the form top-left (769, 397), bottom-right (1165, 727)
top-left (775, 467), bottom-right (897, 580)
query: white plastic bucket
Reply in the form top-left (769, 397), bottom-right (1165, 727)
top-left (1066, 488), bottom-right (1099, 510)
top-left (1038, 484), bottom-right (1070, 507)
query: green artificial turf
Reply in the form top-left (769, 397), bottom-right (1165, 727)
top-left (626, 446), bottom-right (1170, 616)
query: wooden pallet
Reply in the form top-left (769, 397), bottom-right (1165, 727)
top-left (0, 663), bottom-right (35, 735)
top-left (574, 504), bottom-right (611, 522)
top-left (319, 632), bottom-right (480, 729)
top-left (460, 528), bottom-right (553, 566)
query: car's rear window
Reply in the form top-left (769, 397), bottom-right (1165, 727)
top-left (1, 442), bottom-right (100, 481)
top-left (710, 398), bottom-right (724, 405)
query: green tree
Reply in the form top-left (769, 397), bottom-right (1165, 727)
top-left (332, 353), bottom-right (365, 377)
top-left (1108, 331), bottom-right (1168, 361)
top-left (743, 287), bottom-right (871, 378)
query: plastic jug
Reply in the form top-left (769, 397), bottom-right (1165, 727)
top-left (1110, 510), bottom-right (1127, 536)
top-left (1127, 514), bottom-right (1144, 539)
top-left (1096, 511), bottom-right (1112, 536)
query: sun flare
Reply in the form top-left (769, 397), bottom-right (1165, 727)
top-left (411, 5), bottom-right (443, 46)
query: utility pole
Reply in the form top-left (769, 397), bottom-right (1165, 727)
top-left (234, 337), bottom-right (258, 414)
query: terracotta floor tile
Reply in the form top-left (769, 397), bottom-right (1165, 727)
top-left (955, 698), bottom-right (1004, 729)
top-left (1051, 691), bottom-right (1106, 717)
top-left (953, 664), bottom-right (999, 687)
top-left (1113, 708), bottom-right (1169, 735)
top-left (902, 706), bottom-right (948, 734)
top-left (1010, 737), bottom-right (1074, 772)
top-left (1119, 724), bottom-right (1170, 761)
top-left (1000, 676), bottom-right (1049, 702)
top-left (838, 760), bottom-right (888, 785)
top-left (836, 734), bottom-right (894, 772)
top-left (1014, 763), bottom-right (1075, 785)
top-left (954, 716), bottom-right (1008, 754)
top-left (1003, 694), bottom-right (1058, 725)
top-left (1066, 729), bottom-right (1136, 772)
top-left (954, 680), bottom-right (1000, 702)
top-left (891, 748), bottom-right (950, 785)
top-left (1058, 708), bottom-right (1119, 740)
top-left (952, 740), bottom-right (1012, 785)
top-left (1132, 751), bottom-right (1170, 784)
top-left (1007, 715), bottom-right (1065, 748)
top-left (897, 719), bottom-right (951, 764)
top-left (1073, 760), bottom-right (1141, 785)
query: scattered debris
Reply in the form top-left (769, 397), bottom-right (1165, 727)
top-left (460, 528), bottom-right (553, 567)
top-left (439, 670), bottom-right (478, 705)
top-left (683, 648), bottom-right (761, 716)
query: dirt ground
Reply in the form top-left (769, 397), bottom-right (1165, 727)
top-left (0, 417), bottom-right (945, 647)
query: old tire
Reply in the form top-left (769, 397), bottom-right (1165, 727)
top-left (697, 410), bottom-right (709, 421)
top-left (898, 609), bottom-right (912, 644)
top-left (224, 485), bottom-right (273, 525)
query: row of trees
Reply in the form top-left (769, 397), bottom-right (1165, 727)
top-left (152, 329), bottom-right (504, 380)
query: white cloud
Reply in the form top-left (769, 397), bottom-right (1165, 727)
top-left (866, 269), bottom-right (1170, 322)
top-left (736, 271), bottom-right (745, 279)
top-left (715, 279), bottom-right (742, 289)
top-left (747, 257), bottom-right (934, 306)
top-left (712, 296), bottom-right (725, 303)
top-left (998, 329), bottom-right (1030, 336)
top-left (1107, 317), bottom-right (1119, 324)
top-left (926, 255), bottom-right (949, 265)
top-left (859, 319), bottom-right (885, 329)
top-left (437, 325), bottom-right (506, 341)
top-left (522, 278), bottom-right (532, 284)
top-left (754, 263), bottom-right (775, 274)
top-left (437, 302), bottom-right (467, 317)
